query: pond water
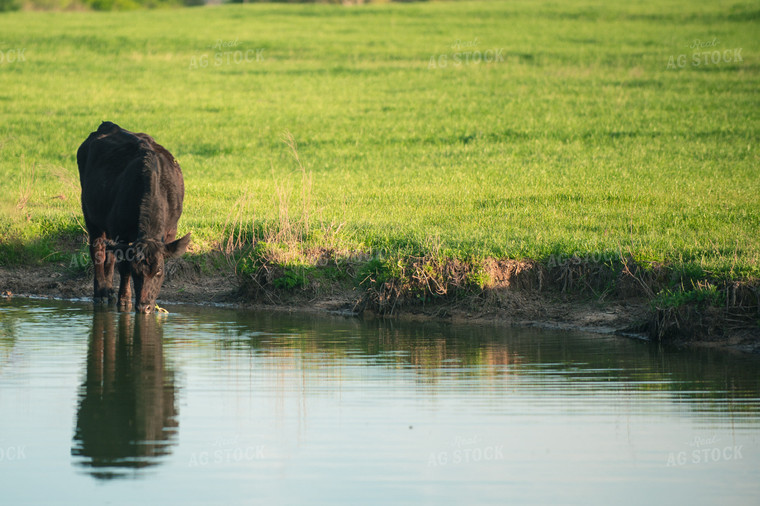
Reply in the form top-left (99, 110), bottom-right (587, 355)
top-left (0, 298), bottom-right (759, 505)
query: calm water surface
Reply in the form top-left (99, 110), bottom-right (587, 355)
top-left (1, 298), bottom-right (759, 505)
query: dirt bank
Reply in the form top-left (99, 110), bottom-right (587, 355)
top-left (2, 257), bottom-right (758, 354)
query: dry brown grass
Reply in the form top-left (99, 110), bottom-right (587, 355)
top-left (49, 164), bottom-right (80, 202)
top-left (16, 157), bottom-right (36, 211)
top-left (221, 132), bottom-right (349, 282)
top-left (221, 188), bottom-right (256, 256)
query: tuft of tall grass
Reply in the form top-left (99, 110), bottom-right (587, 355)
top-left (15, 157), bottom-right (36, 212)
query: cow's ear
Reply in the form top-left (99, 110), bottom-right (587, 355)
top-left (164, 233), bottom-right (191, 259)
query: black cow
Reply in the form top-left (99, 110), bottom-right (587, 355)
top-left (77, 122), bottom-right (190, 313)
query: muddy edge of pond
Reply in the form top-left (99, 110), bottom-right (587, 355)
top-left (1, 261), bottom-right (759, 354)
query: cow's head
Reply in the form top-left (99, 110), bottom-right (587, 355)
top-left (110, 233), bottom-right (191, 314)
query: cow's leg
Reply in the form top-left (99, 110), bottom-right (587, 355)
top-left (117, 261), bottom-right (132, 310)
top-left (90, 234), bottom-right (115, 303)
top-left (103, 249), bottom-right (116, 302)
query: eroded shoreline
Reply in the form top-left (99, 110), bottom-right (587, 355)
top-left (2, 260), bottom-right (758, 354)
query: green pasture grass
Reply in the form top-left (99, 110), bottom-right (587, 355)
top-left (0, 0), bottom-right (758, 281)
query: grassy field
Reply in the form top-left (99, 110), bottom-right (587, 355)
top-left (0, 0), bottom-right (759, 284)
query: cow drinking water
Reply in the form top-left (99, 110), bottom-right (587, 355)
top-left (77, 122), bottom-right (191, 313)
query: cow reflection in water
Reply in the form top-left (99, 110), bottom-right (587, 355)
top-left (72, 309), bottom-right (178, 479)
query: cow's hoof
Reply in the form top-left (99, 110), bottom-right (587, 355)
top-left (94, 288), bottom-right (115, 303)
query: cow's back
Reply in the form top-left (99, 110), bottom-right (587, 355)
top-left (78, 122), bottom-right (184, 243)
